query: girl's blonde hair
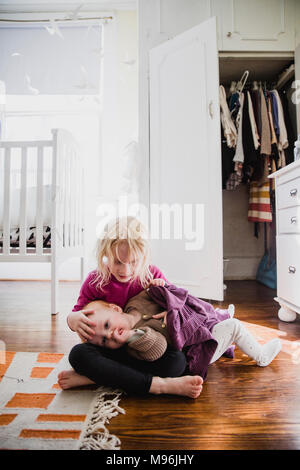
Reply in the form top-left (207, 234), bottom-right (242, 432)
top-left (92, 216), bottom-right (153, 291)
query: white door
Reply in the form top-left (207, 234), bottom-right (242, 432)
top-left (149, 17), bottom-right (223, 301)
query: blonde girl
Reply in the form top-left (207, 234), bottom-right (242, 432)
top-left (67, 216), bottom-right (166, 339)
top-left (61, 216), bottom-right (203, 398)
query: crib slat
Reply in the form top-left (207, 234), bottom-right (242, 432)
top-left (36, 145), bottom-right (44, 255)
top-left (79, 168), bottom-right (84, 247)
top-left (19, 147), bottom-right (28, 255)
top-left (61, 151), bottom-right (66, 248)
top-left (64, 154), bottom-right (70, 248)
top-left (3, 148), bottom-right (11, 255)
top-left (75, 155), bottom-right (79, 246)
top-left (79, 163), bottom-right (84, 247)
top-left (62, 155), bottom-right (66, 248)
top-left (70, 150), bottom-right (75, 247)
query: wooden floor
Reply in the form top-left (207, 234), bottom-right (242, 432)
top-left (1, 279), bottom-right (300, 450)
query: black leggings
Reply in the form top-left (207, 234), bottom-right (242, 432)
top-left (69, 342), bottom-right (187, 396)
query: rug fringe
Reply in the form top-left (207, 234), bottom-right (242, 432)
top-left (78, 387), bottom-right (125, 450)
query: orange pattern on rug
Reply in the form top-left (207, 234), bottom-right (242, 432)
top-left (36, 414), bottom-right (86, 422)
top-left (0, 351), bottom-right (124, 449)
top-left (19, 429), bottom-right (81, 439)
top-left (5, 393), bottom-right (56, 409)
top-left (37, 353), bottom-right (64, 363)
top-left (30, 367), bottom-right (54, 379)
top-left (51, 383), bottom-right (61, 390)
top-left (0, 414), bottom-right (18, 426)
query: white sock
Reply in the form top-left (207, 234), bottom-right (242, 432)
top-left (225, 319), bottom-right (281, 367)
top-left (228, 304), bottom-right (235, 318)
top-left (256, 338), bottom-right (282, 367)
top-left (215, 304), bottom-right (235, 317)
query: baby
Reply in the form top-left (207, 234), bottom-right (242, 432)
top-left (80, 291), bottom-right (282, 371)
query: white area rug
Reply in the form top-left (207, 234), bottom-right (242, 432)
top-left (0, 351), bottom-right (125, 450)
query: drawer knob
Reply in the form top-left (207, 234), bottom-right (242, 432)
top-left (291, 216), bottom-right (297, 224)
top-left (290, 188), bottom-right (298, 197)
top-left (289, 266), bottom-right (296, 274)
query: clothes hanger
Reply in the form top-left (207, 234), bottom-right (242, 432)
top-left (236, 70), bottom-right (249, 94)
top-left (252, 81), bottom-right (259, 90)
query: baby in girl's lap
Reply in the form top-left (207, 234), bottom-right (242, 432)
top-left (85, 287), bottom-right (282, 375)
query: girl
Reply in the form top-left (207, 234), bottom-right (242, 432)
top-left (59, 216), bottom-right (203, 399)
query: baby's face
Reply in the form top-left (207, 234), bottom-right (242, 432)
top-left (89, 305), bottom-right (132, 349)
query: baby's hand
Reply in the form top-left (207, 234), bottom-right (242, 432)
top-left (67, 309), bottom-right (97, 342)
top-left (149, 278), bottom-right (166, 287)
top-left (152, 310), bottom-right (168, 325)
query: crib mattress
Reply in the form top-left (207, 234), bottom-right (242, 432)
top-left (0, 226), bottom-right (51, 248)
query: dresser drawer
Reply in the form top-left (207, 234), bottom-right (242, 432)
top-left (277, 177), bottom-right (300, 209)
top-left (278, 207), bottom-right (300, 234)
top-left (277, 235), bottom-right (300, 306)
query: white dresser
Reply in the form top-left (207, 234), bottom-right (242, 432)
top-left (269, 158), bottom-right (300, 322)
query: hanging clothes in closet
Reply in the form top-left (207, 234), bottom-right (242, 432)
top-left (220, 78), bottom-right (293, 228)
top-left (219, 85), bottom-right (236, 189)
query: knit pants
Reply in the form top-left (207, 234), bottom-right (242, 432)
top-left (209, 318), bottom-right (281, 366)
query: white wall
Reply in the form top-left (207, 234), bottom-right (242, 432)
top-left (223, 186), bottom-right (264, 280)
top-left (100, 10), bottom-right (138, 201)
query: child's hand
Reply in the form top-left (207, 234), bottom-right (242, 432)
top-left (149, 278), bottom-right (166, 287)
top-left (152, 310), bottom-right (168, 325)
top-left (67, 309), bottom-right (97, 342)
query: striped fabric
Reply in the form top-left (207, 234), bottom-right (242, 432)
top-left (248, 181), bottom-right (272, 223)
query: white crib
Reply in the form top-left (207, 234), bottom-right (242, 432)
top-left (0, 129), bottom-right (84, 315)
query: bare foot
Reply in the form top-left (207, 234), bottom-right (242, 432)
top-left (150, 375), bottom-right (203, 399)
top-left (57, 369), bottom-right (95, 390)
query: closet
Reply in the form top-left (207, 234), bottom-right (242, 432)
top-left (219, 53), bottom-right (298, 282)
top-left (146, 13), bottom-right (300, 302)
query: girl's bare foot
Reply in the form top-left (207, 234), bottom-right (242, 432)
top-left (57, 369), bottom-right (95, 390)
top-left (150, 375), bottom-right (203, 398)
